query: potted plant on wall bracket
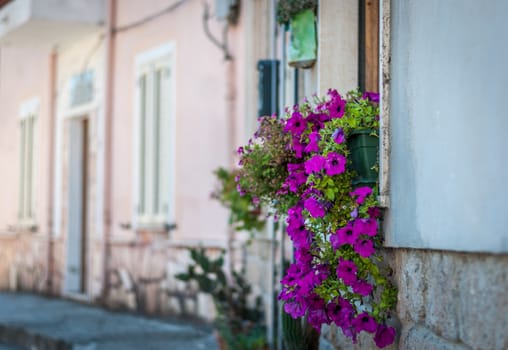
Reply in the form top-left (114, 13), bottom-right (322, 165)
top-left (276, 0), bottom-right (318, 69)
top-left (235, 89), bottom-right (397, 348)
top-left (340, 90), bottom-right (381, 188)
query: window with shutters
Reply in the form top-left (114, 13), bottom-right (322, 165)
top-left (134, 43), bottom-right (175, 230)
top-left (18, 98), bottom-right (39, 227)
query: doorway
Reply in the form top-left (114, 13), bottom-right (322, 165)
top-left (65, 117), bottom-right (89, 294)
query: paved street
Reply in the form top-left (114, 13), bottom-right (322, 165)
top-left (0, 293), bottom-right (218, 350)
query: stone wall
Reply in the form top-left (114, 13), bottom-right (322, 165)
top-left (321, 248), bottom-right (508, 350)
top-left (105, 237), bottom-right (245, 322)
top-left (0, 233), bottom-right (64, 294)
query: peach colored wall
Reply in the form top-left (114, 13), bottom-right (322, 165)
top-left (111, 0), bottom-right (234, 242)
top-left (0, 46), bottom-right (51, 235)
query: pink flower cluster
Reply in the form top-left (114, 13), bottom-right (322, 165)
top-left (275, 90), bottom-right (395, 348)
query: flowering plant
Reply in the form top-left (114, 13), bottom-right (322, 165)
top-left (236, 89), bottom-right (397, 348)
top-left (276, 0), bottom-right (317, 25)
top-left (212, 167), bottom-right (266, 233)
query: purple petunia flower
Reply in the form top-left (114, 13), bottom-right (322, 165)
top-left (305, 155), bottom-right (326, 174)
top-left (354, 238), bottom-right (375, 257)
top-left (332, 223), bottom-right (359, 248)
top-left (326, 90), bottom-right (347, 119)
top-left (304, 197), bottom-right (326, 218)
top-left (326, 297), bottom-right (354, 329)
top-left (291, 137), bottom-right (306, 158)
top-left (353, 218), bottom-right (378, 237)
top-left (350, 186), bottom-right (373, 204)
top-left (374, 324), bottom-right (396, 348)
top-left (367, 206), bottom-right (381, 218)
top-left (352, 312), bottom-right (378, 333)
top-left (336, 259), bottom-right (357, 286)
top-left (352, 279), bottom-right (374, 296)
top-left (236, 184), bottom-right (245, 196)
top-left (284, 300), bottom-right (306, 318)
top-left (287, 204), bottom-right (304, 222)
top-left (287, 222), bottom-right (311, 250)
top-left (284, 111), bottom-right (306, 136)
top-left (325, 152), bottom-right (346, 176)
top-left (362, 91), bottom-right (380, 103)
top-left (304, 131), bottom-right (321, 153)
top-left (332, 128), bottom-right (345, 144)
top-left (285, 163), bottom-right (307, 192)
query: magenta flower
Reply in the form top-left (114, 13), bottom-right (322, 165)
top-left (352, 312), bottom-right (377, 333)
top-left (291, 137), bottom-right (306, 158)
top-left (350, 186), bottom-right (373, 204)
top-left (354, 238), bottom-right (375, 257)
top-left (336, 259), bottom-right (357, 285)
top-left (237, 146), bottom-right (244, 154)
top-left (353, 218), bottom-right (378, 237)
top-left (284, 300), bottom-right (306, 318)
top-left (352, 280), bottom-right (373, 296)
top-left (287, 204), bottom-right (303, 222)
top-left (374, 324), bottom-right (396, 348)
top-left (362, 91), bottom-right (380, 103)
top-left (304, 197), bottom-right (326, 218)
top-left (304, 131), bottom-right (321, 153)
top-left (332, 128), bottom-right (345, 144)
top-left (236, 184), bottom-right (245, 196)
top-left (367, 206), bottom-right (381, 218)
top-left (287, 222), bottom-right (311, 250)
top-left (326, 297), bottom-right (354, 328)
top-left (307, 307), bottom-right (328, 331)
top-left (284, 111), bottom-right (306, 136)
top-left (326, 90), bottom-right (347, 119)
top-left (285, 164), bottom-right (307, 192)
top-left (305, 155), bottom-right (326, 174)
top-left (331, 223), bottom-right (359, 248)
top-left (325, 152), bottom-right (346, 176)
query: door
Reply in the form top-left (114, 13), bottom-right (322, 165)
top-left (65, 118), bottom-right (88, 294)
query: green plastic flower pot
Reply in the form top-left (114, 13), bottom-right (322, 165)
top-left (347, 129), bottom-right (379, 187)
top-left (288, 9), bottom-right (317, 69)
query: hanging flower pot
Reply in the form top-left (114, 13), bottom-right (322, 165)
top-left (347, 129), bottom-right (379, 187)
top-left (288, 8), bottom-right (317, 69)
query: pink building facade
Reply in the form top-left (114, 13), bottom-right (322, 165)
top-left (0, 0), bottom-right (258, 318)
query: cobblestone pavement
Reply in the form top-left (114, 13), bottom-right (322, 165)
top-left (0, 293), bottom-right (218, 350)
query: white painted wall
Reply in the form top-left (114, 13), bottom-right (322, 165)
top-left (385, 0), bottom-right (508, 253)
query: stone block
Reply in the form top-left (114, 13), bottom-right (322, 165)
top-left (197, 292), bottom-right (215, 321)
top-left (396, 250), bottom-right (427, 324)
top-left (458, 255), bottom-right (508, 350)
top-left (400, 325), bottom-right (470, 350)
top-left (425, 252), bottom-right (460, 341)
top-left (184, 298), bottom-right (197, 315)
top-left (319, 337), bottom-right (338, 350)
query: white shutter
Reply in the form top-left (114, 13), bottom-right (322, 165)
top-left (19, 119), bottom-right (26, 219)
top-left (133, 43), bottom-right (175, 230)
top-left (159, 66), bottom-right (172, 224)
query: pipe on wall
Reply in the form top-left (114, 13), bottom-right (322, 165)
top-left (102, 0), bottom-right (116, 303)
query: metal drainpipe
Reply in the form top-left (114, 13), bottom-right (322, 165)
top-left (268, 0), bottom-right (278, 348)
top-left (46, 50), bottom-right (57, 295)
top-left (226, 37), bottom-right (237, 275)
top-left (102, 0), bottom-right (116, 304)
top-left (277, 24), bottom-right (287, 350)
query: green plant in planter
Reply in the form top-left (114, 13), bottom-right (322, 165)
top-left (236, 89), bottom-right (397, 349)
top-left (326, 89), bottom-right (380, 187)
top-left (176, 247), bottom-right (267, 350)
top-left (276, 0), bottom-right (317, 25)
top-left (212, 167), bottom-right (266, 233)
